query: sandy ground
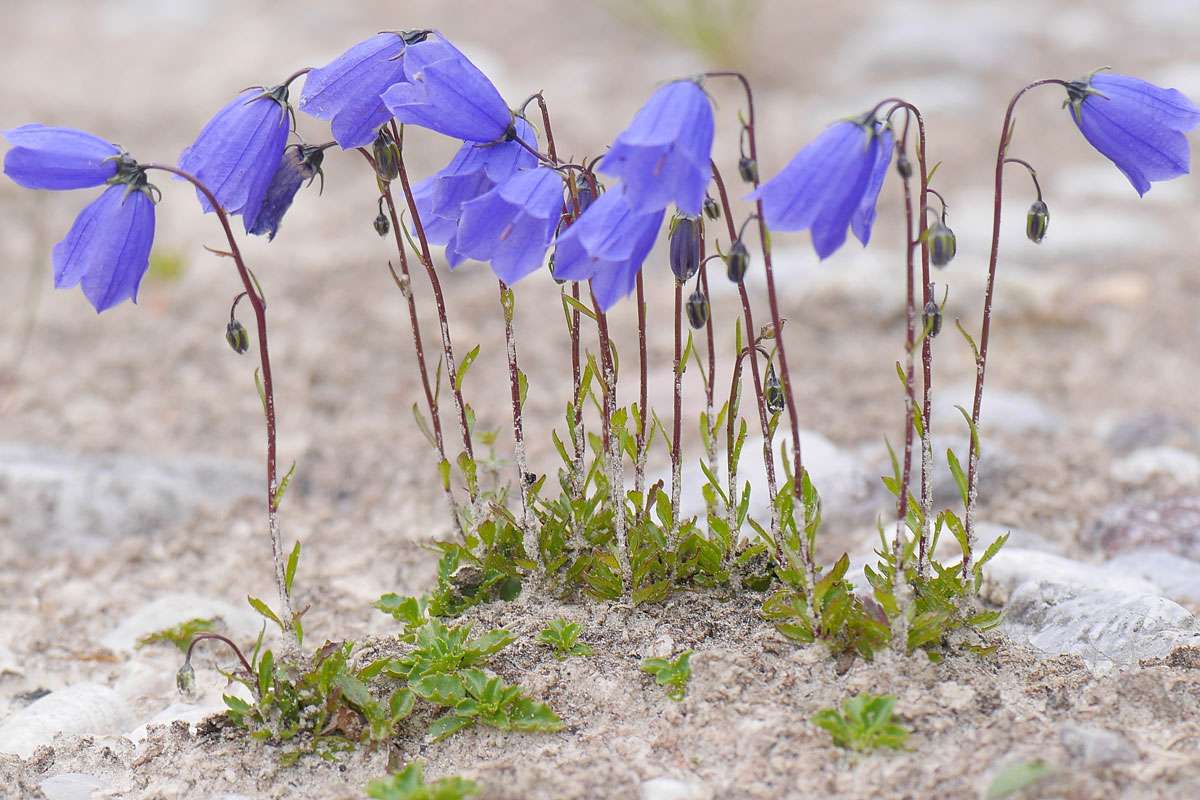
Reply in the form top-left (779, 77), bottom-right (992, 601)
top-left (2, 0), bottom-right (1200, 798)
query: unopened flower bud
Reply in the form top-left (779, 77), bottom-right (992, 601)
top-left (765, 366), bottom-right (785, 415)
top-left (225, 319), bottom-right (249, 354)
top-left (727, 240), bottom-right (750, 283)
top-left (669, 216), bottom-right (701, 282)
top-left (929, 221), bottom-right (957, 268)
top-left (1026, 200), bottom-right (1049, 244)
top-left (574, 174), bottom-right (596, 214)
top-left (686, 288), bottom-right (709, 329)
top-left (372, 130), bottom-right (400, 182)
top-left (176, 661), bottom-right (196, 696)
top-left (703, 195), bottom-right (721, 221)
top-left (923, 300), bottom-right (942, 338)
top-left (896, 153), bottom-right (912, 178)
top-left (738, 157), bottom-right (758, 184)
top-left (373, 211), bottom-right (390, 237)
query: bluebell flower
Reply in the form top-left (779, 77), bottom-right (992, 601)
top-left (410, 118), bottom-right (538, 266)
top-left (179, 86), bottom-right (291, 231)
top-left (4, 124), bottom-right (158, 313)
top-left (749, 117), bottom-right (892, 259)
top-left (551, 188), bottom-right (664, 311)
top-left (598, 79), bottom-right (714, 216)
top-left (53, 182), bottom-right (157, 312)
top-left (3, 125), bottom-right (121, 190)
top-left (1067, 71), bottom-right (1200, 196)
top-left (380, 33), bottom-right (514, 143)
top-left (299, 31), bottom-right (426, 149)
top-left (247, 143), bottom-right (330, 240)
top-left (456, 167), bottom-right (565, 283)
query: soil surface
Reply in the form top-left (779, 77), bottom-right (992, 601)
top-left (2, 1), bottom-right (1199, 798)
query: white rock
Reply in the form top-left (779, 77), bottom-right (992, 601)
top-left (1106, 549), bottom-right (1200, 604)
top-left (641, 776), bottom-right (711, 800)
top-left (982, 548), bottom-right (1157, 605)
top-left (39, 773), bottom-right (107, 800)
top-left (1059, 722), bottom-right (1139, 767)
top-left (0, 684), bottom-right (130, 758)
top-left (1003, 580), bottom-right (1200, 672)
top-left (0, 444), bottom-right (257, 550)
top-left (101, 593), bottom-right (262, 653)
top-left (1112, 447), bottom-right (1200, 486)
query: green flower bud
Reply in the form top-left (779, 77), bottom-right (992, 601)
top-left (922, 300), bottom-right (942, 338)
top-left (738, 157), bottom-right (758, 184)
top-left (929, 221), bottom-right (957, 268)
top-left (703, 195), bottom-right (721, 221)
top-left (225, 319), bottom-right (249, 355)
top-left (373, 210), bottom-right (390, 237)
top-left (372, 130), bottom-right (400, 182)
top-left (727, 240), bottom-right (750, 283)
top-left (176, 661), bottom-right (196, 696)
top-left (896, 153), bottom-right (912, 179)
top-left (765, 365), bottom-right (785, 415)
top-left (1026, 200), bottom-right (1049, 244)
top-left (686, 288), bottom-right (709, 329)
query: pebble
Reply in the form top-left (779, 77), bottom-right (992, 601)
top-left (1105, 549), bottom-right (1200, 604)
top-left (641, 776), bottom-right (712, 800)
top-left (0, 684), bottom-right (130, 758)
top-left (39, 773), bottom-right (107, 800)
top-left (1098, 411), bottom-right (1198, 454)
top-left (1111, 447), bottom-right (1200, 486)
top-left (0, 443), bottom-right (257, 550)
top-left (1002, 580), bottom-right (1200, 672)
top-left (982, 548), bottom-right (1157, 605)
top-left (1084, 494), bottom-right (1200, 559)
top-left (1059, 722), bottom-right (1139, 768)
top-left (101, 592), bottom-right (262, 653)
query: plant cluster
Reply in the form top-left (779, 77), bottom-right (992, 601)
top-left (812, 693), bottom-right (910, 752)
top-left (6, 17), bottom-right (1199, 787)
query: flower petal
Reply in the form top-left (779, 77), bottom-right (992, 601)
top-left (3, 124), bottom-right (120, 190)
top-left (299, 33), bottom-right (407, 148)
top-left (1090, 74), bottom-right (1200, 132)
top-left (52, 185), bottom-right (155, 312)
top-left (750, 121), bottom-right (862, 234)
top-left (1077, 95), bottom-right (1192, 196)
top-left (850, 126), bottom-right (894, 247)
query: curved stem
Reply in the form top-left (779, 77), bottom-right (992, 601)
top-left (184, 633), bottom-right (255, 685)
top-left (144, 163), bottom-right (293, 629)
top-left (964, 79), bottom-right (1069, 578)
top-left (1003, 157), bottom-right (1043, 201)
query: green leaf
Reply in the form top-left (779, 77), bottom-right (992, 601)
top-left (517, 369), bottom-right (528, 409)
top-left (334, 672), bottom-right (374, 711)
top-left (254, 368), bottom-right (267, 415)
top-left (562, 292), bottom-right (597, 323)
top-left (257, 649), bottom-right (274, 698)
top-left (272, 461), bottom-right (296, 509)
top-left (136, 617), bottom-right (214, 653)
top-left (412, 403), bottom-right (438, 450)
top-left (427, 713), bottom-right (475, 742)
top-left (946, 447), bottom-right (969, 509)
top-left (284, 541), bottom-right (301, 595)
top-left (454, 345), bottom-right (481, 392)
top-left (411, 673), bottom-right (466, 706)
top-left (247, 596), bottom-right (282, 630)
top-left (986, 759), bottom-right (1053, 799)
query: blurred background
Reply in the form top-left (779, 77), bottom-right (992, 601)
top-left (1, 0), bottom-right (1198, 637)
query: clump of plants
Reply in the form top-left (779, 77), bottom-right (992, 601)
top-left (6, 20), bottom-right (1198, 778)
top-left (812, 693), bottom-right (910, 752)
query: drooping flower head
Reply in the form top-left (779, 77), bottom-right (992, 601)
top-left (247, 143), bottom-right (332, 241)
top-left (3, 125), bottom-right (158, 313)
top-left (750, 116), bottom-right (894, 260)
top-left (598, 79), bottom-right (714, 217)
top-left (179, 84), bottom-right (292, 231)
top-left (299, 30), bottom-right (429, 149)
top-left (410, 118), bottom-right (538, 267)
top-left (551, 188), bottom-right (664, 311)
top-left (1066, 70), bottom-right (1200, 196)
top-left (381, 32), bottom-right (514, 143)
top-left (455, 167), bottom-right (565, 284)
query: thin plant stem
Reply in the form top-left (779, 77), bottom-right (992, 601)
top-left (184, 633), bottom-right (255, 685)
top-left (671, 278), bottom-right (684, 526)
top-left (699, 251), bottom-right (717, 489)
top-left (389, 122), bottom-right (478, 491)
top-left (145, 163), bottom-right (293, 629)
top-left (964, 79), bottom-right (1069, 578)
top-left (634, 272), bottom-right (649, 495)
top-left (706, 70), bottom-right (812, 590)
top-left (892, 111), bottom-right (919, 581)
top-left (498, 280), bottom-right (537, 563)
top-left (356, 148), bottom-right (463, 538)
top-left (594, 297), bottom-right (630, 591)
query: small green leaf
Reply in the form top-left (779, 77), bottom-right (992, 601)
top-left (412, 673), bottom-right (466, 706)
top-left (247, 596), bottom-right (282, 630)
top-left (986, 759), bottom-right (1053, 799)
top-left (454, 345), bottom-right (481, 392)
top-left (427, 712), bottom-right (475, 742)
top-left (272, 461), bottom-right (296, 509)
top-left (284, 541), bottom-right (301, 595)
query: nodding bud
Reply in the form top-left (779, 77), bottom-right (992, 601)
top-left (1026, 200), bottom-right (1049, 244)
top-left (574, 174), bottom-right (596, 214)
top-left (703, 195), bottom-right (721, 221)
top-left (928, 221), bottom-right (957, 268)
top-left (738, 157), bottom-right (759, 184)
top-left (923, 300), bottom-right (942, 338)
top-left (372, 130), bottom-right (400, 182)
top-left (225, 319), bottom-right (249, 355)
top-left (765, 366), bottom-right (785, 415)
top-left (374, 210), bottom-right (390, 237)
top-left (896, 153), bottom-right (912, 179)
top-left (176, 661), bottom-right (196, 696)
top-left (686, 288), bottom-right (709, 329)
top-left (727, 240), bottom-right (750, 283)
top-left (669, 216), bottom-right (701, 282)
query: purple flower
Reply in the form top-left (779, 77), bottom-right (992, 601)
top-left (410, 118), bottom-right (538, 266)
top-left (598, 79), bottom-right (714, 216)
top-left (1067, 71), bottom-right (1200, 196)
top-left (456, 167), bottom-right (565, 283)
top-left (53, 181), bottom-right (157, 313)
top-left (179, 86), bottom-right (291, 231)
top-left (299, 31), bottom-right (419, 149)
top-left (551, 189), bottom-right (664, 311)
top-left (247, 143), bottom-right (329, 241)
top-left (380, 33), bottom-right (513, 143)
top-left (3, 125), bottom-right (121, 190)
top-left (749, 118), bottom-right (892, 259)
